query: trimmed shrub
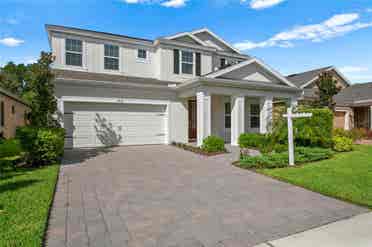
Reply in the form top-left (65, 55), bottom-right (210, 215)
top-left (0, 139), bottom-right (22, 158)
top-left (201, 136), bottom-right (225, 153)
top-left (333, 128), bottom-right (365, 141)
top-left (16, 127), bottom-right (65, 166)
top-left (239, 147), bottom-right (333, 169)
top-left (238, 133), bottom-right (268, 149)
top-left (333, 136), bottom-right (353, 152)
top-left (272, 107), bottom-right (333, 148)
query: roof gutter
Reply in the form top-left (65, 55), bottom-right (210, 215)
top-left (176, 77), bottom-right (302, 93)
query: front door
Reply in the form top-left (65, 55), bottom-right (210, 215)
top-left (188, 100), bottom-right (197, 141)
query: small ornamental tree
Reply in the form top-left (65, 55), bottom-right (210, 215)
top-left (27, 52), bottom-right (58, 127)
top-left (314, 72), bottom-right (341, 110)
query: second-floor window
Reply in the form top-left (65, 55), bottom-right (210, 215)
top-left (137, 49), bottom-right (147, 60)
top-left (66, 39), bottom-right (82, 66)
top-left (104, 44), bottom-right (119, 71)
top-left (181, 51), bottom-right (193, 75)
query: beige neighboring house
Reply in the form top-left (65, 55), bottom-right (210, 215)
top-left (0, 87), bottom-right (30, 139)
top-left (46, 25), bottom-right (302, 149)
top-left (286, 66), bottom-right (353, 130)
top-left (334, 82), bottom-right (372, 130)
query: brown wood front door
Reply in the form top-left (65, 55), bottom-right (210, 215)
top-left (188, 100), bottom-right (197, 141)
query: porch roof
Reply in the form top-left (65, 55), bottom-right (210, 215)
top-left (176, 77), bottom-right (302, 93)
top-left (335, 82), bottom-right (372, 107)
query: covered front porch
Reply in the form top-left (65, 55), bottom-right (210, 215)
top-left (177, 82), bottom-right (300, 147)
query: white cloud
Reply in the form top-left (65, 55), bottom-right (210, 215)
top-left (367, 8), bottom-right (372, 13)
top-left (161, 0), bottom-right (187, 8)
top-left (0, 37), bottom-right (24, 47)
top-left (243, 0), bottom-right (285, 10)
top-left (234, 13), bottom-right (372, 50)
top-left (122, 0), bottom-right (187, 7)
top-left (339, 66), bottom-right (369, 73)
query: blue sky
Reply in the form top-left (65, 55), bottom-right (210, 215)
top-left (1, 0), bottom-right (372, 83)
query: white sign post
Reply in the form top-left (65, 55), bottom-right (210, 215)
top-left (283, 108), bottom-right (313, 166)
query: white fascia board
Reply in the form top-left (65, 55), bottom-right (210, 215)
top-left (191, 28), bottom-right (242, 55)
top-left (205, 59), bottom-right (255, 78)
top-left (327, 66), bottom-right (352, 86)
top-left (300, 76), bottom-right (319, 89)
top-left (206, 58), bottom-right (297, 88)
top-left (61, 96), bottom-right (170, 105)
top-left (164, 32), bottom-right (207, 47)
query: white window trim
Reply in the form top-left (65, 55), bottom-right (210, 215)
top-left (136, 49), bottom-right (149, 63)
top-left (103, 44), bottom-right (120, 72)
top-left (180, 50), bottom-right (195, 76)
top-left (65, 38), bottom-right (85, 69)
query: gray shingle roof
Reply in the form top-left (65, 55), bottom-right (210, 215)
top-left (286, 66), bottom-right (333, 87)
top-left (0, 87), bottom-right (29, 106)
top-left (334, 82), bottom-right (372, 106)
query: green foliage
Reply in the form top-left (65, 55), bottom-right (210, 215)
top-left (260, 145), bottom-right (372, 208)
top-left (239, 147), bottom-right (333, 169)
top-left (0, 52), bottom-right (58, 127)
top-left (0, 62), bottom-right (28, 95)
top-left (201, 136), bottom-right (225, 153)
top-left (333, 128), bottom-right (368, 141)
top-left (16, 127), bottom-right (65, 166)
top-left (0, 139), bottom-right (22, 158)
top-left (27, 52), bottom-right (58, 127)
top-left (272, 107), bottom-right (333, 148)
top-left (333, 136), bottom-right (353, 152)
top-left (314, 72), bottom-right (341, 109)
top-left (238, 133), bottom-right (268, 148)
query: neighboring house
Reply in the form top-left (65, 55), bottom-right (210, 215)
top-left (0, 87), bottom-right (30, 139)
top-left (46, 25), bottom-right (301, 149)
top-left (334, 82), bottom-right (372, 130)
top-left (286, 66), bottom-right (350, 103)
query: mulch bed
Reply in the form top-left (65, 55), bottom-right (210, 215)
top-left (171, 143), bottom-right (227, 156)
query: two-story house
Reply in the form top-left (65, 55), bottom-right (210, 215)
top-left (46, 25), bottom-right (301, 148)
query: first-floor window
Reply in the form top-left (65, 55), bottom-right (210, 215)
top-left (65, 39), bottom-right (83, 66)
top-left (181, 51), bottom-right (193, 74)
top-left (104, 44), bottom-right (119, 70)
top-left (225, 102), bottom-right (231, 129)
top-left (250, 104), bottom-right (260, 128)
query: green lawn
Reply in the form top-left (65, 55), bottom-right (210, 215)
top-left (0, 165), bottom-right (59, 247)
top-left (259, 145), bottom-right (372, 209)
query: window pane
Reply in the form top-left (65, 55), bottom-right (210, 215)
top-left (251, 104), bottom-right (260, 115)
top-left (138, 49), bottom-right (147, 59)
top-left (66, 39), bottom-right (82, 52)
top-left (225, 102), bottom-right (231, 114)
top-left (182, 63), bottom-right (193, 74)
top-left (66, 52), bottom-right (82, 66)
top-left (182, 51), bottom-right (193, 63)
top-left (104, 44), bottom-right (119, 57)
top-left (104, 57), bottom-right (119, 70)
top-left (251, 116), bottom-right (260, 128)
top-left (225, 116), bottom-right (231, 129)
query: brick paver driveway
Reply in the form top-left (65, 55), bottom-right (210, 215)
top-left (46, 145), bottom-right (368, 247)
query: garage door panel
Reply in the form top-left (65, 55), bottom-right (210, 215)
top-left (64, 102), bottom-right (167, 148)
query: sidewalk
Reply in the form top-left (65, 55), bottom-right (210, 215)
top-left (255, 212), bottom-right (372, 247)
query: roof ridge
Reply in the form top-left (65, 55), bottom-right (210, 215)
top-left (287, 66), bottom-right (333, 77)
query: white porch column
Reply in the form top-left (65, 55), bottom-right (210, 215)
top-left (345, 110), bottom-right (351, 130)
top-left (260, 96), bottom-right (273, 134)
top-left (290, 96), bottom-right (298, 109)
top-left (57, 98), bottom-right (64, 128)
top-left (196, 91), bottom-right (211, 146)
top-left (231, 96), bottom-right (245, 146)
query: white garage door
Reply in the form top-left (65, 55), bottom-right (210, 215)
top-left (64, 102), bottom-right (167, 148)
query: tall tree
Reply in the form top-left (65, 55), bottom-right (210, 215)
top-left (314, 72), bottom-right (341, 110)
top-left (27, 52), bottom-right (58, 127)
top-left (0, 62), bottom-right (28, 94)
